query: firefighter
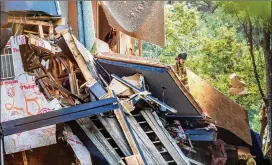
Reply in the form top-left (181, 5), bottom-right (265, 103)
top-left (172, 53), bottom-right (188, 86)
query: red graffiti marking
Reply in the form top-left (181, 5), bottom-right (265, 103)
top-left (5, 86), bottom-right (24, 111)
top-left (6, 41), bottom-right (11, 47)
top-left (0, 80), bottom-right (18, 86)
top-left (38, 40), bottom-right (45, 48)
top-left (20, 84), bottom-right (36, 90)
top-left (13, 48), bottom-right (20, 53)
top-left (67, 138), bottom-right (84, 146)
top-left (20, 83), bottom-right (41, 116)
top-left (38, 108), bottom-right (51, 114)
top-left (11, 111), bottom-right (21, 116)
top-left (7, 86), bottom-right (15, 97)
top-left (16, 132), bottom-right (22, 136)
top-left (20, 36), bottom-right (26, 44)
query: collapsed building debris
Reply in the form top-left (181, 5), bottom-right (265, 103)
top-left (0, 1), bottom-right (269, 165)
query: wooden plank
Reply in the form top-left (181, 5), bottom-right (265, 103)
top-left (42, 77), bottom-right (85, 103)
top-left (38, 25), bottom-right (45, 38)
top-left (138, 40), bottom-right (142, 57)
top-left (99, 117), bottom-right (132, 157)
top-left (141, 110), bottom-right (190, 165)
top-left (125, 155), bottom-right (140, 165)
top-left (8, 17), bottom-right (53, 26)
top-left (49, 26), bottom-right (54, 40)
top-left (114, 109), bottom-right (145, 165)
top-left (33, 69), bottom-right (52, 99)
top-left (22, 151), bottom-right (28, 165)
top-left (77, 118), bottom-right (125, 165)
top-left (95, 52), bottom-right (165, 68)
top-left (27, 35), bottom-right (55, 55)
top-left (127, 116), bottom-right (167, 165)
top-left (53, 18), bottom-right (66, 26)
top-left (68, 0), bottom-right (79, 38)
top-left (61, 31), bottom-right (94, 82)
top-left (10, 16), bottom-right (61, 21)
top-left (24, 30), bottom-right (49, 36)
top-left (68, 60), bottom-right (79, 95)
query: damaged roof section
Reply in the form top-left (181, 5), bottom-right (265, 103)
top-left (95, 52), bottom-right (203, 117)
top-left (187, 70), bottom-right (252, 145)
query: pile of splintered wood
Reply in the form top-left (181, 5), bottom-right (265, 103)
top-left (6, 14), bottom-right (208, 165)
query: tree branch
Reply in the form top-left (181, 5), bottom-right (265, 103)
top-left (246, 11), bottom-right (268, 106)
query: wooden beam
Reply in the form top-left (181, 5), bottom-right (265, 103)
top-left (125, 155), bottom-right (140, 165)
top-left (126, 116), bottom-right (167, 164)
top-left (9, 16), bottom-right (61, 21)
top-left (114, 109), bottom-right (145, 165)
top-left (12, 23), bottom-right (24, 35)
top-left (53, 18), bottom-right (66, 26)
top-left (131, 37), bottom-right (135, 52)
top-left (24, 30), bottom-right (49, 36)
top-left (38, 25), bottom-right (44, 38)
top-left (138, 40), bottom-right (142, 57)
top-left (99, 117), bottom-right (132, 157)
top-left (28, 35), bottom-right (56, 55)
top-left (49, 26), bottom-right (54, 40)
top-left (8, 17), bottom-right (52, 26)
top-left (75, 119), bottom-right (125, 165)
top-left (60, 31), bottom-right (94, 82)
top-left (42, 77), bottom-right (85, 103)
top-left (22, 151), bottom-right (28, 165)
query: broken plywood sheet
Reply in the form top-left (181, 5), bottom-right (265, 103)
top-left (1, 36), bottom-right (56, 154)
top-left (109, 73), bottom-right (144, 96)
top-left (95, 52), bottom-right (203, 116)
top-left (28, 35), bottom-right (56, 54)
top-left (109, 78), bottom-right (134, 95)
top-left (58, 31), bottom-right (95, 82)
top-left (186, 70), bottom-right (251, 145)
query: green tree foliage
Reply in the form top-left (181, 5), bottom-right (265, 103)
top-left (159, 3), bottom-right (267, 132)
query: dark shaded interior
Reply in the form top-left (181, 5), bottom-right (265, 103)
top-left (96, 59), bottom-right (201, 116)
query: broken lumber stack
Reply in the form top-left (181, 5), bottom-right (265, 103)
top-left (1, 15), bottom-right (200, 164)
top-left (1, 9), bottom-right (259, 165)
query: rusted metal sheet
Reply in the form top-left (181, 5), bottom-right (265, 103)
top-left (186, 69), bottom-right (252, 145)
